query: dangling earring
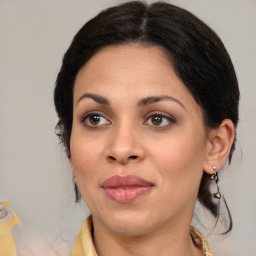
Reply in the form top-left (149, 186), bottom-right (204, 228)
top-left (211, 166), bottom-right (221, 199)
top-left (73, 176), bottom-right (81, 202)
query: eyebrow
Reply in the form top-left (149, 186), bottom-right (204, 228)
top-left (76, 93), bottom-right (186, 110)
top-left (138, 95), bottom-right (186, 110)
top-left (76, 93), bottom-right (110, 106)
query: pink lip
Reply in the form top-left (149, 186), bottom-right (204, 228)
top-left (101, 175), bottom-right (153, 203)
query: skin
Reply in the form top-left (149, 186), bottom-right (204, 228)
top-left (69, 44), bottom-right (235, 256)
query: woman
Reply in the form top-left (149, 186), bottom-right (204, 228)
top-left (54, 1), bottom-right (239, 255)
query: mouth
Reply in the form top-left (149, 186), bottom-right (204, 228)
top-left (101, 175), bottom-right (153, 203)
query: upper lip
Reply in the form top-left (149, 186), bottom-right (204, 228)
top-left (101, 175), bottom-right (153, 188)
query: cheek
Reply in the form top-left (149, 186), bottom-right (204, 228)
top-left (149, 132), bottom-right (206, 187)
top-left (147, 136), bottom-right (205, 216)
top-left (70, 133), bottom-right (104, 180)
top-left (70, 135), bottom-right (104, 207)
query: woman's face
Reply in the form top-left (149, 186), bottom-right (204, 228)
top-left (70, 44), bottom-right (211, 236)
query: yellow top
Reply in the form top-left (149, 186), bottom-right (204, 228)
top-left (72, 216), bottom-right (214, 256)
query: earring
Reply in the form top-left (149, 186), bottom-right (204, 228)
top-left (211, 166), bottom-right (221, 199)
top-left (73, 176), bottom-right (81, 202)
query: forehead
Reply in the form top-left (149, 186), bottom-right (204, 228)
top-left (75, 44), bottom-right (173, 85)
top-left (73, 44), bottom-right (198, 110)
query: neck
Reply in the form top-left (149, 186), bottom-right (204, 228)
top-left (92, 217), bottom-right (203, 256)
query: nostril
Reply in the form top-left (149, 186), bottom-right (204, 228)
top-left (106, 155), bottom-right (138, 163)
top-left (108, 156), bottom-right (116, 161)
top-left (129, 155), bottom-right (138, 160)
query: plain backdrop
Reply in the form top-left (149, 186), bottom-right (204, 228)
top-left (0, 0), bottom-right (255, 255)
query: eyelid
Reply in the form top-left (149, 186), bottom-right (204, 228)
top-left (144, 111), bottom-right (176, 121)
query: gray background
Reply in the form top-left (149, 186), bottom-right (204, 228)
top-left (0, 0), bottom-right (255, 255)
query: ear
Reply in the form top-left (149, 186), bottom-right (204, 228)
top-left (203, 119), bottom-right (235, 174)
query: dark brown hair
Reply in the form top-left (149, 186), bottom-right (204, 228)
top-left (54, 1), bottom-right (239, 233)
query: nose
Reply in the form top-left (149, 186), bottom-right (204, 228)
top-left (105, 122), bottom-right (146, 165)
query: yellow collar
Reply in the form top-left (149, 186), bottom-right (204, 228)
top-left (72, 216), bottom-right (214, 256)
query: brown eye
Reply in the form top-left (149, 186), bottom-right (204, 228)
top-left (151, 115), bottom-right (163, 126)
top-left (82, 112), bottom-right (111, 127)
top-left (89, 115), bottom-right (101, 125)
top-left (145, 113), bottom-right (175, 128)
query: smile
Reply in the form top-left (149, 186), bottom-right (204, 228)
top-left (101, 175), bottom-right (153, 203)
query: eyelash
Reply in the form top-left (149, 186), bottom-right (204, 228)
top-left (81, 111), bottom-right (176, 129)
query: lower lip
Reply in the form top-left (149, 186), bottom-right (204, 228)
top-left (103, 187), bottom-right (152, 203)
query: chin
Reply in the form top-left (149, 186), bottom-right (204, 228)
top-left (99, 209), bottom-right (157, 236)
